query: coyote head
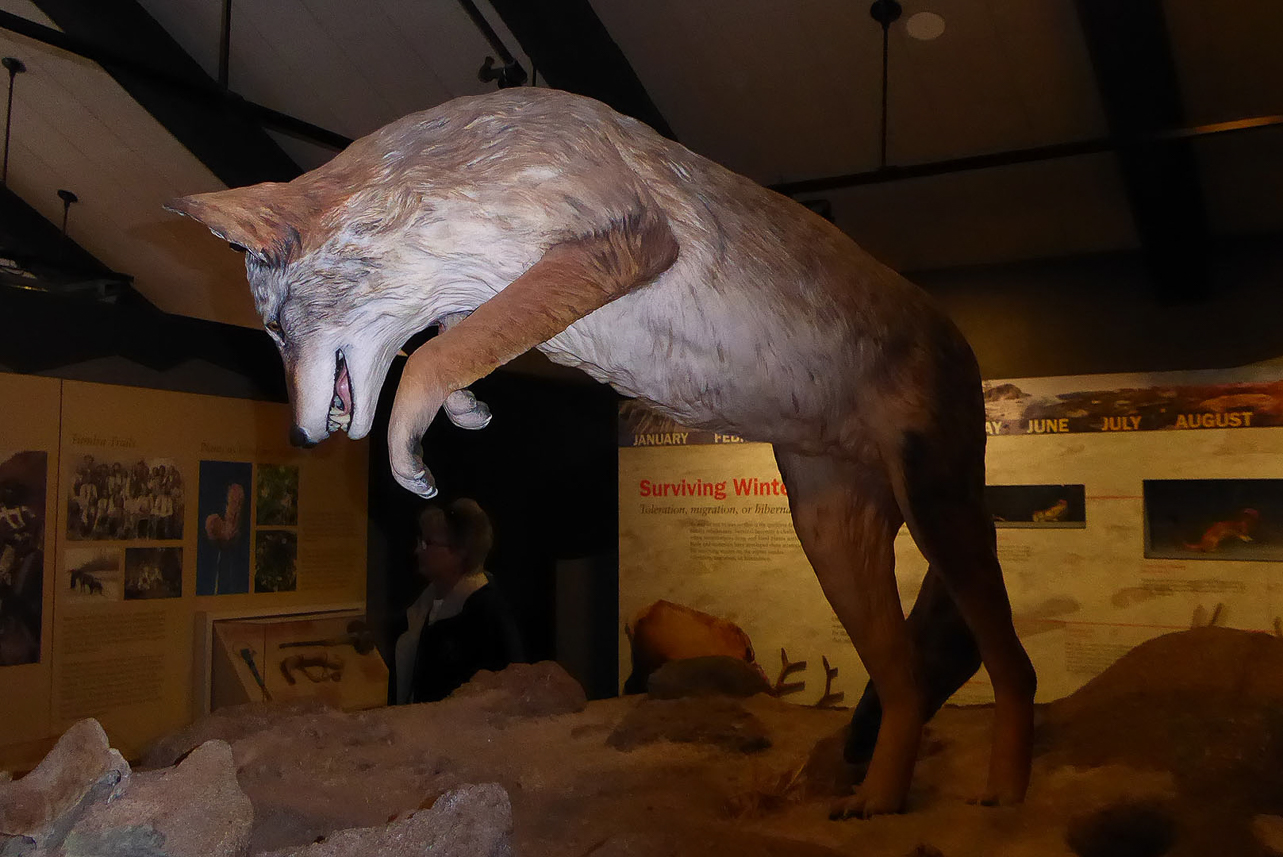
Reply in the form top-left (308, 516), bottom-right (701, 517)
top-left (166, 181), bottom-right (451, 448)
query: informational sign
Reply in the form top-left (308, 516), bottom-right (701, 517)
top-left (618, 367), bottom-right (1283, 707)
top-left (0, 373), bottom-right (369, 769)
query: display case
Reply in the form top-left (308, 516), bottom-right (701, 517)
top-left (208, 611), bottom-right (388, 712)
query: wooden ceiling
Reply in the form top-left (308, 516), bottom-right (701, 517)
top-left (0, 0), bottom-right (1278, 329)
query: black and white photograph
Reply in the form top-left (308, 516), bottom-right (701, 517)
top-left (63, 548), bottom-right (123, 602)
top-left (986, 484), bottom-right (1087, 529)
top-left (254, 530), bottom-right (297, 593)
top-left (0, 451), bottom-right (47, 667)
top-left (123, 547), bottom-right (183, 600)
top-left (65, 454), bottom-right (185, 542)
top-left (1144, 479), bottom-right (1283, 562)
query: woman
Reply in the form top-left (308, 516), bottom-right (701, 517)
top-left (394, 499), bottom-right (524, 704)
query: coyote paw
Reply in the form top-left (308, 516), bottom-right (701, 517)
top-left (443, 389), bottom-right (492, 430)
top-left (390, 442), bottom-right (438, 499)
top-left (828, 788), bottom-right (904, 820)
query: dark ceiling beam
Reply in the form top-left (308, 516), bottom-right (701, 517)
top-left (0, 183), bottom-right (118, 279)
top-left (1074, 0), bottom-right (1210, 301)
top-left (26, 0), bottom-right (304, 187)
top-left (770, 114), bottom-right (1283, 195)
top-left (483, 0), bottom-right (675, 140)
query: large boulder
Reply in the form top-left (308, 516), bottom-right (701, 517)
top-left (450, 662), bottom-right (587, 721)
top-left (59, 740), bottom-right (252, 857)
top-left (0, 719), bottom-right (129, 853)
top-left (646, 656), bottom-right (771, 700)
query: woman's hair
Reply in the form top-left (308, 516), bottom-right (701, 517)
top-left (418, 498), bottom-right (493, 571)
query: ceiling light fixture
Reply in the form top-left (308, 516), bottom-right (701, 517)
top-left (906, 11), bottom-right (945, 41)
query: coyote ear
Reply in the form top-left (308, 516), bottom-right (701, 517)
top-left (165, 183), bottom-right (303, 265)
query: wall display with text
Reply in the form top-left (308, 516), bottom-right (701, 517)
top-left (620, 366), bottom-right (1283, 707)
top-left (0, 372), bottom-right (370, 770)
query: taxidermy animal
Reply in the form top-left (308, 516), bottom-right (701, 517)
top-left (1182, 507), bottom-right (1259, 552)
top-left (624, 599), bottom-right (765, 695)
top-left (167, 87), bottom-right (1034, 818)
top-left (1032, 498), bottom-right (1070, 523)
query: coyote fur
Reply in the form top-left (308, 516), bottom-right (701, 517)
top-left (168, 88), bottom-right (1034, 817)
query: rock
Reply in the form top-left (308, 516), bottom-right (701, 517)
top-left (451, 662), bottom-right (587, 720)
top-left (646, 656), bottom-right (770, 700)
top-left (1254, 815), bottom-right (1283, 855)
top-left (0, 719), bottom-right (129, 852)
top-left (607, 697), bottom-right (771, 754)
top-left (58, 740), bottom-right (251, 857)
top-left (140, 700), bottom-right (334, 770)
top-left (260, 783), bottom-right (511, 857)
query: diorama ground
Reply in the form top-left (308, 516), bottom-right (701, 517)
top-left (10, 626), bottom-right (1283, 857)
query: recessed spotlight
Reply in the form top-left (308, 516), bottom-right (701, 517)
top-left (906, 11), bottom-right (945, 41)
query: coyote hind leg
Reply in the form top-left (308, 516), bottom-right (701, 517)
top-left (774, 448), bottom-right (922, 818)
top-left (892, 431), bottom-right (1036, 805)
top-left (845, 565), bottom-right (982, 765)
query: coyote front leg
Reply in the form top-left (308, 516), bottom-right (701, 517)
top-left (388, 209), bottom-right (678, 496)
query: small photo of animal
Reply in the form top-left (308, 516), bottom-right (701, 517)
top-left (1031, 499), bottom-right (1071, 523)
top-left (985, 485), bottom-right (1086, 529)
top-left (1182, 508), bottom-right (1260, 553)
top-left (63, 548), bottom-right (122, 601)
top-left (1144, 478), bottom-right (1283, 562)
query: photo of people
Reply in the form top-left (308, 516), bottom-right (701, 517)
top-left (0, 451), bottom-right (47, 667)
top-left (986, 484), bottom-right (1087, 529)
top-left (197, 461), bottom-right (251, 596)
top-left (63, 548), bottom-right (123, 601)
top-left (65, 454), bottom-right (185, 541)
top-left (255, 530), bottom-right (297, 593)
top-left (123, 547), bottom-right (183, 600)
top-left (256, 464), bottom-right (299, 526)
top-left (1145, 479), bottom-right (1283, 562)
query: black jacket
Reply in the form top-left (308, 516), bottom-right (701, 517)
top-left (410, 583), bottom-right (524, 703)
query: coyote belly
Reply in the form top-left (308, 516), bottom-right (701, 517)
top-left (168, 87), bottom-right (1034, 817)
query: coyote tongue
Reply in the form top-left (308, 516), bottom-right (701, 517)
top-left (336, 361), bottom-right (352, 414)
top-left (328, 351), bottom-right (353, 432)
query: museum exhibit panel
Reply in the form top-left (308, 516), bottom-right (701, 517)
top-left (3, 0), bottom-right (1283, 855)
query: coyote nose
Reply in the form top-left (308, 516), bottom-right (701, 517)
top-left (289, 426), bottom-right (318, 449)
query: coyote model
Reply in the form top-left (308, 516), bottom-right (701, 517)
top-left (168, 88), bottom-right (1034, 817)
